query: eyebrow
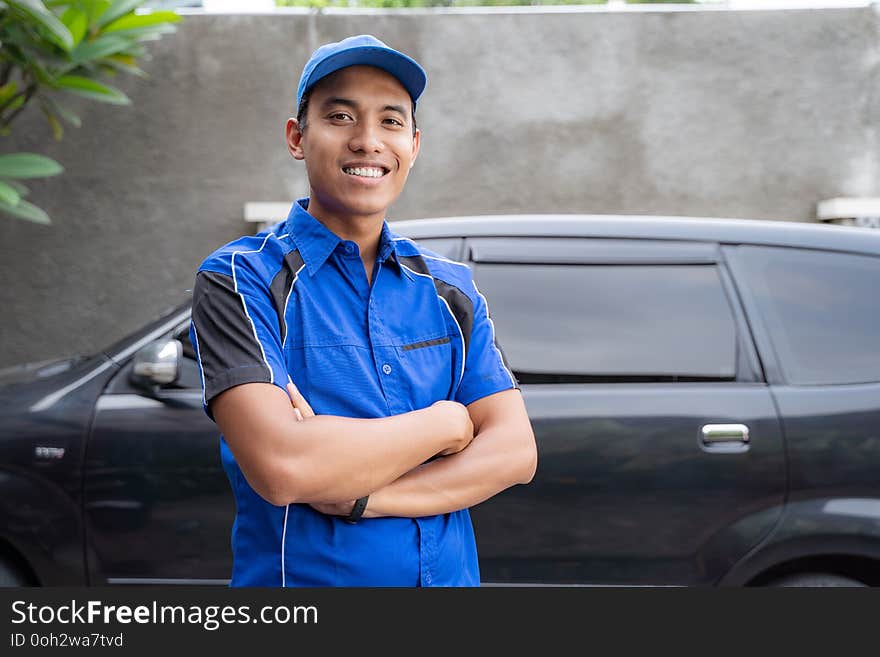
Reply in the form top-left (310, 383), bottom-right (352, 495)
top-left (321, 97), bottom-right (358, 111)
top-left (383, 104), bottom-right (408, 117)
top-left (321, 97), bottom-right (409, 120)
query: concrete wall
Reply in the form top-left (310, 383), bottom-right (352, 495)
top-left (2, 6), bottom-right (878, 367)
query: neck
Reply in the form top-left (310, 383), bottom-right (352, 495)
top-left (305, 193), bottom-right (385, 264)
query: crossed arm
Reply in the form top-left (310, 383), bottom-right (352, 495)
top-left (211, 381), bottom-right (537, 517)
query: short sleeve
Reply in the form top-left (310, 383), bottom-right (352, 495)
top-left (189, 268), bottom-right (288, 420)
top-left (454, 278), bottom-right (519, 406)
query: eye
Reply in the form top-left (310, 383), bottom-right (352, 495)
top-left (383, 117), bottom-right (404, 127)
top-left (328, 112), bottom-right (353, 121)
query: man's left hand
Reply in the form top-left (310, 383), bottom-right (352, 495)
top-left (309, 500), bottom-right (357, 516)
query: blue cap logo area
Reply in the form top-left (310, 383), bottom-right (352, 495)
top-left (296, 34), bottom-right (427, 110)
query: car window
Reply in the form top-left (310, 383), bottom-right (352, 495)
top-left (730, 246), bottom-right (880, 385)
top-left (473, 263), bottom-right (737, 382)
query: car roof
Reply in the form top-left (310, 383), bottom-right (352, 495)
top-left (389, 214), bottom-right (880, 256)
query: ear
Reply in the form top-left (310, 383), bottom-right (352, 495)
top-left (410, 128), bottom-right (421, 168)
top-left (286, 118), bottom-right (305, 160)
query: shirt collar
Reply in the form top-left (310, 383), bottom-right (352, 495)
top-left (285, 198), bottom-right (401, 275)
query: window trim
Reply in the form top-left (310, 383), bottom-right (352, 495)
top-left (466, 237), bottom-right (764, 384)
top-left (468, 236), bottom-right (718, 265)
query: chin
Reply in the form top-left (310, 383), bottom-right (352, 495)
top-left (342, 194), bottom-right (397, 217)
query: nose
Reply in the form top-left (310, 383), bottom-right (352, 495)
top-left (348, 121), bottom-right (383, 154)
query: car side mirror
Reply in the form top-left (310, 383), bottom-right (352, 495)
top-left (130, 339), bottom-right (182, 390)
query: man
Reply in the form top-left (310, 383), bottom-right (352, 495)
top-left (189, 34), bottom-right (537, 587)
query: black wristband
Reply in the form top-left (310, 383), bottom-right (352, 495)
top-left (344, 496), bottom-right (369, 524)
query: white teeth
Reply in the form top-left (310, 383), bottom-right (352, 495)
top-left (343, 167), bottom-right (385, 178)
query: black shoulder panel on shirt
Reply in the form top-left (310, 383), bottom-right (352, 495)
top-left (397, 253), bottom-right (430, 276)
top-left (433, 279), bottom-right (473, 357)
top-left (191, 270), bottom-right (273, 403)
top-left (268, 249), bottom-right (305, 346)
top-left (398, 254), bottom-right (473, 355)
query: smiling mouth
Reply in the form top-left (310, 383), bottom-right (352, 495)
top-left (342, 166), bottom-right (389, 179)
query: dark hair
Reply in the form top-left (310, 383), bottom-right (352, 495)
top-left (296, 90), bottom-right (418, 136)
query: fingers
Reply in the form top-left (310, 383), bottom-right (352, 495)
top-left (286, 381), bottom-right (316, 418)
top-left (309, 501), bottom-right (355, 516)
top-left (293, 407), bottom-right (303, 422)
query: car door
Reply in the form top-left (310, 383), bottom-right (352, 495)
top-left (84, 314), bottom-right (234, 584)
top-left (465, 236), bottom-right (786, 586)
top-left (722, 245), bottom-right (880, 568)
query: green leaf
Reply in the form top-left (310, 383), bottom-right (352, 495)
top-left (0, 198), bottom-right (52, 224)
top-left (95, 0), bottom-right (142, 28)
top-left (82, 0), bottom-right (113, 25)
top-left (103, 55), bottom-right (147, 78)
top-left (61, 7), bottom-right (89, 47)
top-left (38, 99), bottom-right (64, 140)
top-left (104, 11), bottom-right (181, 33)
top-left (7, 0), bottom-right (75, 52)
top-left (30, 58), bottom-right (56, 85)
top-left (54, 74), bottom-right (130, 105)
top-left (0, 153), bottom-right (65, 179)
top-left (0, 82), bottom-right (18, 107)
top-left (3, 95), bottom-right (25, 113)
top-left (41, 93), bottom-right (82, 127)
top-left (2, 179), bottom-right (31, 197)
top-left (69, 34), bottom-right (134, 65)
top-left (116, 43), bottom-right (147, 59)
top-left (0, 180), bottom-right (22, 206)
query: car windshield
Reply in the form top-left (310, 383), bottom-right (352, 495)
top-left (99, 297), bottom-right (192, 364)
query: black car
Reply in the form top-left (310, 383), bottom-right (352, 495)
top-left (2, 214), bottom-right (879, 587)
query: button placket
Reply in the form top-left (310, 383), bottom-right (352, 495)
top-left (367, 272), bottom-right (396, 414)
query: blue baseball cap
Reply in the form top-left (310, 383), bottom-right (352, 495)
top-left (296, 34), bottom-right (427, 111)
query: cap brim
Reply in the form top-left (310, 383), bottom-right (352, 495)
top-left (301, 46), bottom-right (427, 108)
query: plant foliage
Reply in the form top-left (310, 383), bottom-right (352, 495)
top-left (0, 0), bottom-right (180, 222)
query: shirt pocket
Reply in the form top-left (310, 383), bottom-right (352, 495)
top-left (395, 334), bottom-right (458, 408)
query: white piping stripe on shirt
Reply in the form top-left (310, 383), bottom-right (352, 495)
top-left (420, 253), bottom-right (470, 268)
top-left (231, 231), bottom-right (292, 588)
top-left (231, 232), bottom-right (277, 384)
top-left (390, 237), bottom-right (470, 268)
top-left (473, 281), bottom-right (518, 388)
top-left (281, 263), bottom-right (307, 348)
top-left (281, 504), bottom-right (290, 587)
top-left (399, 262), bottom-right (467, 392)
top-left (191, 322), bottom-right (207, 407)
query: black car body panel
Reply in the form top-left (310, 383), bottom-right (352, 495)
top-left (471, 383), bottom-right (786, 585)
top-left (2, 214), bottom-right (879, 586)
top-left (0, 353), bottom-right (120, 584)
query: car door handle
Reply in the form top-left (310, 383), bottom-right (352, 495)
top-left (700, 423), bottom-right (750, 444)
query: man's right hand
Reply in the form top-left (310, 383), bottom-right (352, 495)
top-left (286, 381), bottom-right (315, 421)
top-left (431, 400), bottom-right (475, 456)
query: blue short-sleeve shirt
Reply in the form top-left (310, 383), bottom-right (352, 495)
top-left (189, 198), bottom-right (518, 587)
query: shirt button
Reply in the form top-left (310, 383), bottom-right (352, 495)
top-left (425, 573), bottom-right (432, 585)
top-left (382, 364), bottom-right (392, 375)
top-left (344, 243), bottom-right (355, 255)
